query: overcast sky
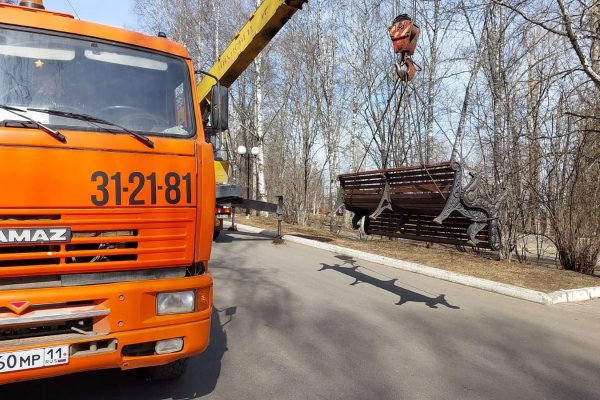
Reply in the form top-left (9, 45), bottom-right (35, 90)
top-left (44, 0), bottom-right (137, 29)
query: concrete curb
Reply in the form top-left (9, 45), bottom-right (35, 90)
top-left (226, 223), bottom-right (600, 305)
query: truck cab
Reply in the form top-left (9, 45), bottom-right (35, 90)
top-left (0, 2), bottom-right (214, 384)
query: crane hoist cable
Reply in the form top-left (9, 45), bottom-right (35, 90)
top-left (356, 13), bottom-right (420, 171)
top-left (383, 83), bottom-right (407, 169)
top-left (358, 12), bottom-right (445, 200)
top-left (357, 77), bottom-right (404, 172)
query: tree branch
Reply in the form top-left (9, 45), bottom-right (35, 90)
top-left (491, 0), bottom-right (567, 36)
top-left (557, 0), bottom-right (600, 86)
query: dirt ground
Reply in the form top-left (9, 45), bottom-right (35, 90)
top-left (232, 215), bottom-right (600, 293)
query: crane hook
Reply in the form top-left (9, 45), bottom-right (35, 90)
top-left (389, 14), bottom-right (420, 81)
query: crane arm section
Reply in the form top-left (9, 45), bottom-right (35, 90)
top-left (197, 0), bottom-right (306, 112)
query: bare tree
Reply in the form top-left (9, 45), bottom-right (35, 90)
top-left (492, 0), bottom-right (600, 87)
top-left (482, 0), bottom-right (600, 272)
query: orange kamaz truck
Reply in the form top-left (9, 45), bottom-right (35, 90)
top-left (0, 0), bottom-right (215, 383)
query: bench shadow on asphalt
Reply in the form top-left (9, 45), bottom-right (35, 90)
top-left (320, 255), bottom-right (460, 309)
top-left (0, 307), bottom-right (230, 400)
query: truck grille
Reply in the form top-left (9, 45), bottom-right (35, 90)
top-left (0, 245), bottom-right (60, 267)
top-left (0, 230), bottom-right (138, 267)
top-left (1, 317), bottom-right (93, 341)
top-left (0, 301), bottom-right (108, 348)
top-left (0, 215), bottom-right (60, 221)
top-left (0, 208), bottom-right (195, 278)
top-left (66, 230), bottom-right (138, 264)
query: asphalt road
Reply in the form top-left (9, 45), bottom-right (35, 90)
top-left (2, 230), bottom-right (600, 399)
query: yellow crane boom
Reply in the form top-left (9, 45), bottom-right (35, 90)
top-left (204, 0), bottom-right (306, 239)
top-left (197, 0), bottom-right (306, 113)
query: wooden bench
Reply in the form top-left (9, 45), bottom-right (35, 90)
top-left (338, 161), bottom-right (502, 250)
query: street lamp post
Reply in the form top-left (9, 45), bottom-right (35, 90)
top-left (237, 145), bottom-right (260, 217)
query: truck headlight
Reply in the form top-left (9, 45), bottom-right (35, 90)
top-left (156, 291), bottom-right (195, 315)
top-left (155, 338), bottom-right (184, 354)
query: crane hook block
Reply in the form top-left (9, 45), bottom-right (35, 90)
top-left (389, 14), bottom-right (420, 81)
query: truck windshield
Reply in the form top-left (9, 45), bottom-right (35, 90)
top-left (0, 27), bottom-right (195, 137)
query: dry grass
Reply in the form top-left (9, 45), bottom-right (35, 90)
top-left (234, 215), bottom-right (600, 293)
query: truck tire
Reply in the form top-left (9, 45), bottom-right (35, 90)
top-left (213, 229), bottom-right (221, 241)
top-left (145, 358), bottom-right (189, 381)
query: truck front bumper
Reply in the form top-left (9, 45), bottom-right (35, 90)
top-left (0, 318), bottom-right (210, 384)
top-left (0, 274), bottom-right (212, 385)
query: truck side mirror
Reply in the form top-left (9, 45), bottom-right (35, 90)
top-left (210, 85), bottom-right (229, 132)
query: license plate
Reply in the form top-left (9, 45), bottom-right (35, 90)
top-left (0, 345), bottom-right (69, 374)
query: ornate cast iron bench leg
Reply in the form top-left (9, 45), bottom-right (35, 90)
top-left (432, 162), bottom-right (500, 249)
top-left (432, 162), bottom-right (464, 225)
top-left (370, 178), bottom-right (393, 219)
top-left (352, 213), bottom-right (365, 229)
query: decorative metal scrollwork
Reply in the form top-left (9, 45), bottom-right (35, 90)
top-left (433, 162), bottom-right (503, 250)
top-left (370, 178), bottom-right (393, 219)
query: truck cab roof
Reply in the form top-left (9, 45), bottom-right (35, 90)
top-left (0, 2), bottom-right (191, 60)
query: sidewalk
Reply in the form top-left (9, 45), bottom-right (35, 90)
top-left (226, 222), bottom-right (600, 305)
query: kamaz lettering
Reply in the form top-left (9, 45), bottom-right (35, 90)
top-left (0, 228), bottom-right (71, 244)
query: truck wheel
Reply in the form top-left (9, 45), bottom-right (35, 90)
top-left (145, 358), bottom-right (189, 381)
top-left (213, 229), bottom-right (221, 241)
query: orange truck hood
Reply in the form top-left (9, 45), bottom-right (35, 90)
top-left (0, 130), bottom-right (196, 208)
top-left (0, 129), bottom-right (215, 279)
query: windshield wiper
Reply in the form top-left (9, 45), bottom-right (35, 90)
top-left (0, 105), bottom-right (67, 143)
top-left (28, 108), bottom-right (154, 149)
